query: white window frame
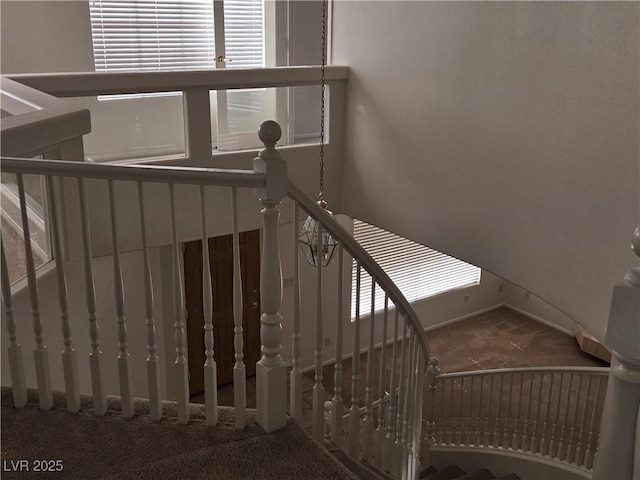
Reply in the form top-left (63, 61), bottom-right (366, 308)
top-left (88, 0), bottom-right (276, 156)
top-left (351, 220), bottom-right (482, 318)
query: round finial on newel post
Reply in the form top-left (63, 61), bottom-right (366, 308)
top-left (624, 225), bottom-right (640, 287)
top-left (258, 120), bottom-right (282, 149)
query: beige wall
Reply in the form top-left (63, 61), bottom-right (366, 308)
top-left (332, 1), bottom-right (639, 341)
top-left (1, 1), bottom-right (94, 74)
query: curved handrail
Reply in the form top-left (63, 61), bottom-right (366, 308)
top-left (436, 365), bottom-right (610, 380)
top-left (287, 180), bottom-right (431, 363)
top-left (1, 157), bottom-right (265, 188)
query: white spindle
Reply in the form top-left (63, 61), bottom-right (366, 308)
top-left (400, 328), bottom-right (416, 473)
top-left (331, 245), bottom-right (345, 447)
top-left (392, 317), bottom-right (408, 478)
top-left (348, 262), bottom-right (362, 457)
top-left (383, 308), bottom-right (400, 472)
top-left (1, 236), bottom-right (27, 408)
top-left (557, 373), bottom-right (574, 460)
top-left (77, 178), bottom-right (106, 416)
top-left (17, 174), bottom-right (52, 410)
top-left (374, 294), bottom-right (390, 467)
top-left (522, 373), bottom-right (534, 451)
top-left (549, 372), bottom-right (565, 457)
top-left (475, 376), bottom-right (482, 445)
top-left (584, 377), bottom-right (603, 469)
top-left (200, 185), bottom-right (218, 426)
top-left (531, 373), bottom-right (543, 453)
top-left (108, 179), bottom-right (134, 419)
top-left (46, 176), bottom-right (80, 413)
top-left (231, 187), bottom-right (247, 429)
top-left (500, 375), bottom-right (511, 447)
top-left (312, 222), bottom-right (326, 442)
top-left (467, 376), bottom-right (475, 445)
top-left (540, 372), bottom-right (554, 455)
top-left (169, 183), bottom-right (189, 424)
top-left (485, 375), bottom-right (494, 446)
top-left (290, 201), bottom-right (303, 423)
top-left (575, 376), bottom-right (593, 466)
top-left (138, 182), bottom-right (162, 422)
top-left (567, 374), bottom-right (584, 463)
top-left (362, 278), bottom-right (376, 461)
top-left (448, 377), bottom-right (455, 445)
top-left (254, 122), bottom-right (287, 433)
top-left (512, 373), bottom-right (524, 449)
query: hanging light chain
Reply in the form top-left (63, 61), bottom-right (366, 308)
top-left (319, 0), bottom-right (327, 203)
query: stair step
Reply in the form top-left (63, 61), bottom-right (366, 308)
top-left (455, 468), bottom-right (496, 480)
top-left (425, 465), bottom-right (466, 480)
top-left (495, 475), bottom-right (521, 480)
top-left (420, 466), bottom-right (438, 478)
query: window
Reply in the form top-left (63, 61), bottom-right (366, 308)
top-left (89, 0), bottom-right (263, 72)
top-left (87, 0), bottom-right (268, 157)
top-left (351, 220), bottom-right (482, 317)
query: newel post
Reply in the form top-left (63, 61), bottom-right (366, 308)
top-left (254, 121), bottom-right (288, 433)
top-left (593, 226), bottom-right (640, 480)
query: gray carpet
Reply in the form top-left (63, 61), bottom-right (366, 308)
top-left (1, 388), bottom-right (359, 480)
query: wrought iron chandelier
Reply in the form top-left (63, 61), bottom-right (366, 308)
top-left (298, 0), bottom-right (338, 267)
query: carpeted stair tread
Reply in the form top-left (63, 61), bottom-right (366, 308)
top-left (455, 468), bottom-right (495, 480)
top-left (425, 464), bottom-right (466, 480)
top-left (495, 475), bottom-right (521, 480)
top-left (327, 445), bottom-right (394, 480)
top-left (1, 388), bottom-right (359, 480)
top-left (421, 466), bottom-right (438, 478)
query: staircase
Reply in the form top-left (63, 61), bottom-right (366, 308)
top-left (420, 466), bottom-right (519, 480)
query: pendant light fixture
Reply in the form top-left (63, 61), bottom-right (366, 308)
top-left (298, 0), bottom-right (339, 267)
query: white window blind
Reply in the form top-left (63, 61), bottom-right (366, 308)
top-left (351, 220), bottom-right (481, 316)
top-left (224, 0), bottom-right (264, 69)
top-left (90, 0), bottom-right (216, 72)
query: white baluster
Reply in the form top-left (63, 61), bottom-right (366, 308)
top-left (254, 121), bottom-right (287, 433)
top-left (530, 373), bottom-right (543, 453)
top-left (169, 183), bottom-right (189, 424)
top-left (331, 245), bottom-right (345, 447)
top-left (46, 176), bottom-right (80, 413)
top-left (475, 375), bottom-right (482, 445)
top-left (17, 174), bottom-right (52, 410)
top-left (401, 327), bottom-right (416, 474)
top-left (108, 179), bottom-right (134, 419)
top-left (290, 201), bottom-right (303, 423)
top-left (423, 357), bottom-right (440, 469)
top-left (521, 373), bottom-right (534, 451)
top-left (503, 374), bottom-right (514, 447)
top-left (567, 374), bottom-right (583, 462)
top-left (392, 317), bottom-right (408, 478)
top-left (575, 376), bottom-right (593, 466)
top-left (362, 278), bottom-right (376, 461)
top-left (467, 376), bottom-right (475, 445)
top-left (374, 294), bottom-right (390, 467)
top-left (540, 372), bottom-right (554, 455)
top-left (448, 377), bottom-right (456, 445)
top-left (549, 372), bottom-right (565, 457)
top-left (485, 375), bottom-right (494, 446)
top-left (200, 185), bottom-right (218, 427)
top-left (584, 377), bottom-right (603, 469)
top-left (1, 236), bottom-right (27, 408)
top-left (557, 373), bottom-right (574, 460)
top-left (512, 373), bottom-right (524, 449)
top-left (231, 187), bottom-right (247, 429)
top-left (77, 178), bottom-right (106, 416)
top-left (138, 182), bottom-right (162, 422)
top-left (313, 222), bottom-right (326, 442)
top-left (383, 308), bottom-right (400, 472)
top-left (348, 262), bottom-right (362, 457)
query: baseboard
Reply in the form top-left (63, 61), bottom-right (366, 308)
top-left (504, 304), bottom-right (574, 337)
top-left (424, 304), bottom-right (506, 333)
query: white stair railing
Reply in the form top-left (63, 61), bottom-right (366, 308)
top-left (1, 156), bottom-right (269, 429)
top-left (287, 181), bottom-right (431, 480)
top-left (428, 366), bottom-right (610, 472)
